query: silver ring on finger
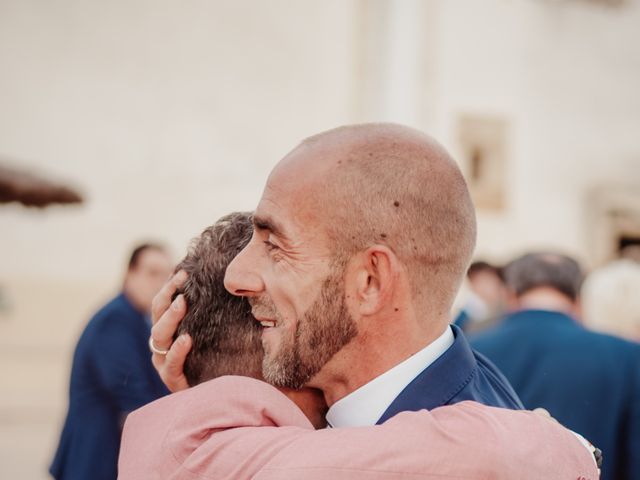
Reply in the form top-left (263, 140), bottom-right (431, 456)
top-left (149, 337), bottom-right (169, 356)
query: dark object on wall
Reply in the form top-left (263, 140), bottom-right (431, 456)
top-left (0, 163), bottom-right (83, 208)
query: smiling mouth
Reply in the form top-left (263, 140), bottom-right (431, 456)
top-left (253, 312), bottom-right (277, 329)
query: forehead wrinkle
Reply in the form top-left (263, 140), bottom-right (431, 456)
top-left (260, 175), bottom-right (327, 242)
top-left (254, 191), bottom-right (298, 244)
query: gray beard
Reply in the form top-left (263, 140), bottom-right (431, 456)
top-left (262, 274), bottom-right (358, 389)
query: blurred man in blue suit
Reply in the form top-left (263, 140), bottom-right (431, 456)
top-left (470, 252), bottom-right (640, 480)
top-left (50, 244), bottom-right (173, 480)
top-left (453, 260), bottom-right (507, 333)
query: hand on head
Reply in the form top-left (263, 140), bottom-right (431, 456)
top-left (150, 270), bottom-right (192, 392)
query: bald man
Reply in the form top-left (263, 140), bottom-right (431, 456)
top-left (151, 123), bottom-right (522, 427)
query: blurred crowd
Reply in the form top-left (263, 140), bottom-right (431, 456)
top-left (455, 247), bottom-right (640, 342)
top-left (456, 249), bottom-right (640, 480)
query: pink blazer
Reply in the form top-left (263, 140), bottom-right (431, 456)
top-left (119, 376), bottom-right (597, 480)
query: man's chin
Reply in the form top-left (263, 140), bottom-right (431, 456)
top-left (263, 368), bottom-right (293, 389)
top-left (262, 355), bottom-right (304, 390)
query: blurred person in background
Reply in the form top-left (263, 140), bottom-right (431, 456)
top-left (469, 252), bottom-right (640, 480)
top-left (50, 243), bottom-right (173, 480)
top-left (582, 256), bottom-right (640, 342)
top-left (453, 260), bottom-right (507, 333)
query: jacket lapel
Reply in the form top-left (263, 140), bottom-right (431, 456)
top-left (376, 325), bottom-right (477, 424)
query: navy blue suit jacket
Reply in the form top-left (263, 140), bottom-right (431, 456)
top-left (50, 293), bottom-right (169, 480)
top-left (377, 324), bottom-right (523, 423)
top-left (470, 309), bottom-right (640, 480)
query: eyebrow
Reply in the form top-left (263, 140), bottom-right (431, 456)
top-left (253, 214), bottom-right (291, 242)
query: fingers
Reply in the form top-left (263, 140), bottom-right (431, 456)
top-left (150, 294), bottom-right (186, 351)
top-left (532, 407), bottom-right (558, 423)
top-left (532, 407), bottom-right (550, 418)
top-left (148, 270), bottom-right (191, 393)
top-left (151, 270), bottom-right (188, 326)
top-left (152, 334), bottom-right (191, 393)
top-left (161, 334), bottom-right (192, 392)
top-left (150, 330), bottom-right (192, 393)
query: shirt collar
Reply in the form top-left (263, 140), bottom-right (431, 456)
top-left (326, 326), bottom-right (455, 428)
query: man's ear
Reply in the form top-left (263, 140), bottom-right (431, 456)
top-left (352, 245), bottom-right (399, 316)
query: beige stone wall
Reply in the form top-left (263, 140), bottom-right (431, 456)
top-left (429, 0), bottom-right (640, 265)
top-left (0, 1), bottom-right (360, 477)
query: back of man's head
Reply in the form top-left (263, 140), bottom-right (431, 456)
top-left (303, 123), bottom-right (477, 317)
top-left (175, 212), bottom-right (262, 386)
top-left (582, 258), bottom-right (640, 341)
top-left (504, 252), bottom-right (584, 303)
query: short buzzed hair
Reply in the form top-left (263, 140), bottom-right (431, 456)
top-left (304, 124), bottom-right (477, 314)
top-left (503, 252), bottom-right (584, 302)
top-left (174, 212), bottom-right (262, 386)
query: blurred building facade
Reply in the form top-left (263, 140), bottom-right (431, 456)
top-left (1, 0), bottom-right (639, 478)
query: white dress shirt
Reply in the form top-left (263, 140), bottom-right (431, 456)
top-left (326, 326), bottom-right (455, 428)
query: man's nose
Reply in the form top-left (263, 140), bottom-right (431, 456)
top-left (224, 243), bottom-right (264, 297)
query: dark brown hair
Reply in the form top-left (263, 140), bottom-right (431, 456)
top-left (504, 252), bottom-right (584, 302)
top-left (174, 212), bottom-right (262, 386)
top-left (467, 261), bottom-right (504, 282)
top-left (128, 243), bottom-right (166, 270)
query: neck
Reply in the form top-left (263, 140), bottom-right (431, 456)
top-left (517, 288), bottom-right (578, 317)
top-left (279, 387), bottom-right (328, 429)
top-left (309, 310), bottom-right (449, 406)
top-left (122, 284), bottom-right (146, 315)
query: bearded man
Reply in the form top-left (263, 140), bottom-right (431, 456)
top-left (152, 124), bottom-right (523, 428)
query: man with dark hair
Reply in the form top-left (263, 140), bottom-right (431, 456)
top-left (167, 212), bottom-right (328, 426)
top-left (173, 212), bottom-right (262, 385)
top-left (119, 216), bottom-right (597, 480)
top-left (502, 252), bottom-right (582, 302)
top-left (453, 260), bottom-right (507, 332)
top-left (467, 261), bottom-right (503, 279)
top-left (50, 244), bottom-right (172, 480)
top-left (470, 252), bottom-right (640, 480)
